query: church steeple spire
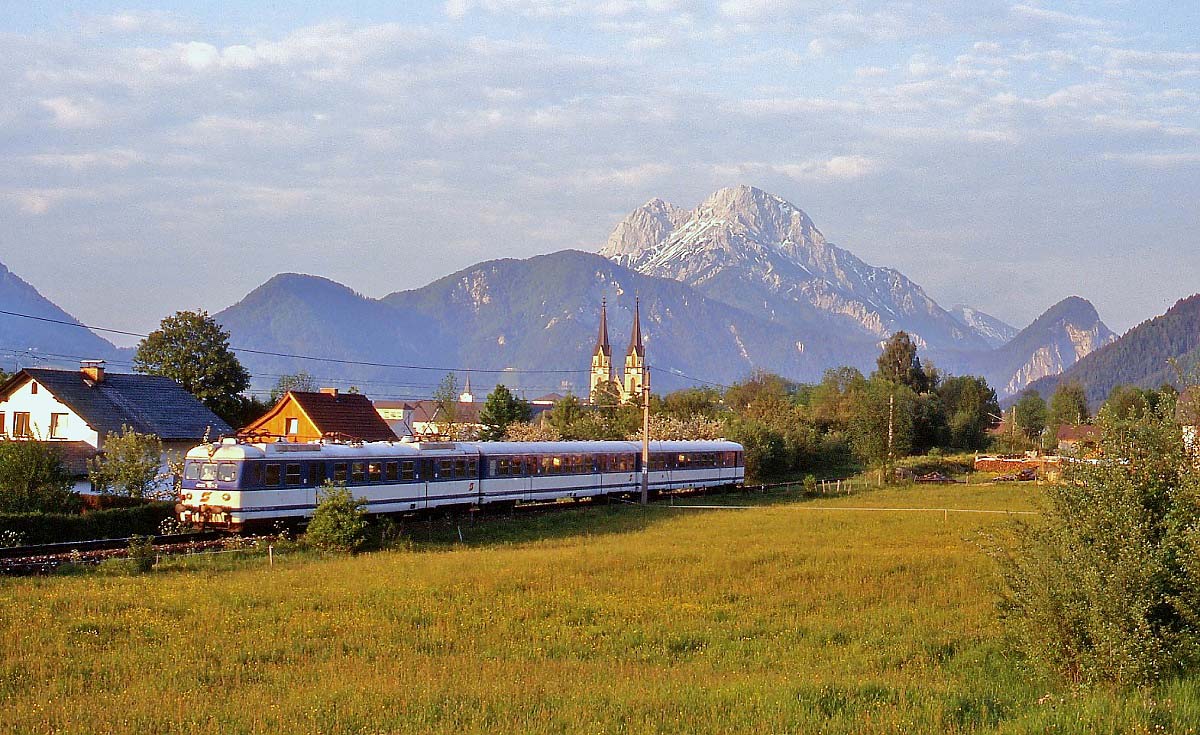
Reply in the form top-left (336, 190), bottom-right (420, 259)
top-left (589, 298), bottom-right (614, 401)
top-left (623, 296), bottom-right (647, 399)
top-left (627, 296), bottom-right (644, 357)
top-left (595, 297), bottom-right (611, 357)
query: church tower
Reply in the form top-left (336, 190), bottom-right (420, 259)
top-left (589, 298), bottom-right (614, 401)
top-left (623, 297), bottom-right (647, 400)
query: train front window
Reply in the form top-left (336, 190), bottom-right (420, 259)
top-left (217, 463), bottom-right (237, 483)
top-left (183, 462), bottom-right (201, 481)
top-left (199, 463), bottom-right (218, 481)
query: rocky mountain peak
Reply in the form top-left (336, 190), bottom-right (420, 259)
top-left (600, 197), bottom-right (689, 266)
top-left (693, 185), bottom-right (825, 253)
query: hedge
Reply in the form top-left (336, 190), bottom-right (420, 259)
top-left (0, 502), bottom-right (176, 544)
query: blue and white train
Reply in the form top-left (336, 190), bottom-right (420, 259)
top-left (178, 438), bottom-right (745, 529)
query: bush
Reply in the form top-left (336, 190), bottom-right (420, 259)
top-left (0, 502), bottom-right (175, 544)
top-left (304, 482), bottom-right (367, 552)
top-left (0, 440), bottom-right (80, 514)
top-left (127, 535), bottom-right (156, 573)
top-left (994, 395), bottom-right (1200, 686)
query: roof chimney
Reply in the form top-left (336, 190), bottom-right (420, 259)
top-left (320, 387), bottom-right (339, 397)
top-left (80, 360), bottom-right (105, 384)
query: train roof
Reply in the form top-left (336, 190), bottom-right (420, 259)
top-left (185, 438), bottom-right (744, 461)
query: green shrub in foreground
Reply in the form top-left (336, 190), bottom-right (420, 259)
top-left (304, 481), bottom-right (367, 552)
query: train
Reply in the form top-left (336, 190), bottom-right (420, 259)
top-left (178, 438), bottom-right (745, 529)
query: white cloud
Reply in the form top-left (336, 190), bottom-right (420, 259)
top-left (39, 96), bottom-right (103, 128)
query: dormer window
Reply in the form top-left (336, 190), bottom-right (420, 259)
top-left (285, 417), bottom-right (299, 435)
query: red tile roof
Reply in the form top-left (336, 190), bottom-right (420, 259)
top-left (289, 391), bottom-right (397, 442)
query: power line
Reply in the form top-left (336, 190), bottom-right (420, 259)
top-left (0, 308), bottom-right (581, 375)
top-left (648, 363), bottom-right (732, 390)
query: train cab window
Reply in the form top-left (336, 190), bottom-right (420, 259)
top-left (264, 464), bottom-right (281, 486)
top-left (183, 462), bottom-right (201, 480)
top-left (199, 463), bottom-right (218, 481)
top-left (284, 463), bottom-right (302, 486)
top-left (401, 461), bottom-right (415, 481)
top-left (311, 462), bottom-right (326, 486)
top-left (385, 462), bottom-right (398, 481)
top-left (333, 463), bottom-right (347, 483)
top-left (218, 463), bottom-right (237, 483)
top-left (351, 462), bottom-right (366, 483)
top-left (368, 462), bottom-right (382, 482)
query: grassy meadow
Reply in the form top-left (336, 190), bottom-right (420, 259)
top-left (3, 483), bottom-right (1199, 734)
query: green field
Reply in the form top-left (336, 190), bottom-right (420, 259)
top-left (3, 484), bottom-right (1198, 734)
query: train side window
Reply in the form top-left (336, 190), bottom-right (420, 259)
top-left (246, 463), bottom-right (262, 487)
top-left (351, 462), bottom-right (366, 483)
top-left (284, 463), bottom-right (302, 485)
top-left (468, 458), bottom-right (478, 477)
top-left (264, 464), bottom-right (281, 486)
top-left (311, 462), bottom-right (326, 486)
top-left (385, 462), bottom-right (398, 482)
top-left (218, 463), bottom-right (237, 483)
top-left (401, 461), bottom-right (415, 481)
top-left (368, 462), bottom-right (382, 482)
top-left (183, 462), bottom-right (201, 480)
top-left (453, 459), bottom-right (466, 478)
top-left (333, 463), bottom-right (347, 483)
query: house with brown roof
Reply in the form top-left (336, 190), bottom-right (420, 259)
top-left (0, 361), bottom-right (232, 493)
top-left (1056, 424), bottom-right (1101, 455)
top-left (242, 388), bottom-right (397, 443)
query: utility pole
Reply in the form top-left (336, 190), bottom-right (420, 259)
top-left (640, 369), bottom-right (650, 505)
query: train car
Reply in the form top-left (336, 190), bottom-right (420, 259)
top-left (178, 438), bottom-right (744, 530)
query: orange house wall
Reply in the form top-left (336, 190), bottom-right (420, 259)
top-left (241, 397), bottom-right (321, 442)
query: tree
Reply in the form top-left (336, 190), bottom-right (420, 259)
top-left (848, 378), bottom-right (916, 471)
top-left (546, 395), bottom-right (586, 439)
top-left (724, 369), bottom-right (793, 411)
top-left (304, 481), bottom-right (368, 552)
top-left (936, 375), bottom-right (1000, 450)
top-left (661, 387), bottom-right (723, 420)
top-left (875, 331), bottom-right (929, 393)
top-left (1104, 384), bottom-right (1150, 421)
top-left (0, 440), bottom-right (79, 513)
top-left (996, 394), bottom-right (1200, 685)
top-left (810, 367), bottom-right (867, 433)
top-left (1014, 389), bottom-right (1048, 442)
top-left (431, 373), bottom-right (462, 440)
top-left (478, 385), bottom-right (532, 441)
top-left (134, 310), bottom-right (250, 423)
top-left (1048, 381), bottom-right (1090, 429)
top-left (269, 371), bottom-right (318, 402)
top-left (88, 426), bottom-right (164, 499)
top-left (503, 421), bottom-right (563, 442)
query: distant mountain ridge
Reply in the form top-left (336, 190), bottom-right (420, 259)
top-left (0, 261), bottom-right (118, 370)
top-left (0, 187), bottom-right (1123, 399)
top-left (601, 185), bottom-right (987, 352)
top-left (1028, 294), bottom-right (1200, 406)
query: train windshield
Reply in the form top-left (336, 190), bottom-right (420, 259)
top-left (183, 461), bottom-right (224, 482)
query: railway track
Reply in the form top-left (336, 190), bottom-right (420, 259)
top-left (0, 480), bottom-right (821, 575)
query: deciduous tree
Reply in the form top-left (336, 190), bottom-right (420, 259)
top-left (88, 426), bottom-right (164, 499)
top-left (875, 331), bottom-right (929, 393)
top-left (134, 310), bottom-right (250, 423)
top-left (0, 440), bottom-right (79, 513)
top-left (269, 371), bottom-right (318, 402)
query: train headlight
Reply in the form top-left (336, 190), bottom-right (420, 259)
top-left (185, 493), bottom-right (193, 500)
top-left (222, 493), bottom-right (231, 501)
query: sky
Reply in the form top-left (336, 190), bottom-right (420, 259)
top-left (1, 1), bottom-right (1198, 346)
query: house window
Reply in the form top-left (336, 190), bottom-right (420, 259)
top-left (29, 382), bottom-right (37, 395)
top-left (0, 412), bottom-right (5, 435)
top-left (13, 412), bottom-right (31, 438)
top-left (285, 417), bottom-right (299, 435)
top-left (49, 413), bottom-right (68, 439)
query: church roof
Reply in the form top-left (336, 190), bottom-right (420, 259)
top-left (594, 299), bottom-right (611, 357)
top-left (627, 297), bottom-right (645, 357)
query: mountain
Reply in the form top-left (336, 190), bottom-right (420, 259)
top-left (949, 305), bottom-right (1017, 348)
top-left (0, 260), bottom-right (118, 371)
top-left (1027, 294), bottom-right (1200, 406)
top-left (600, 185), bottom-right (988, 352)
top-left (978, 296), bottom-right (1116, 399)
top-left (215, 251), bottom-right (867, 396)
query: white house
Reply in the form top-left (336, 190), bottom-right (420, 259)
top-left (0, 362), bottom-right (232, 494)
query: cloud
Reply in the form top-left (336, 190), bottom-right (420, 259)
top-left (39, 96), bottom-right (104, 128)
